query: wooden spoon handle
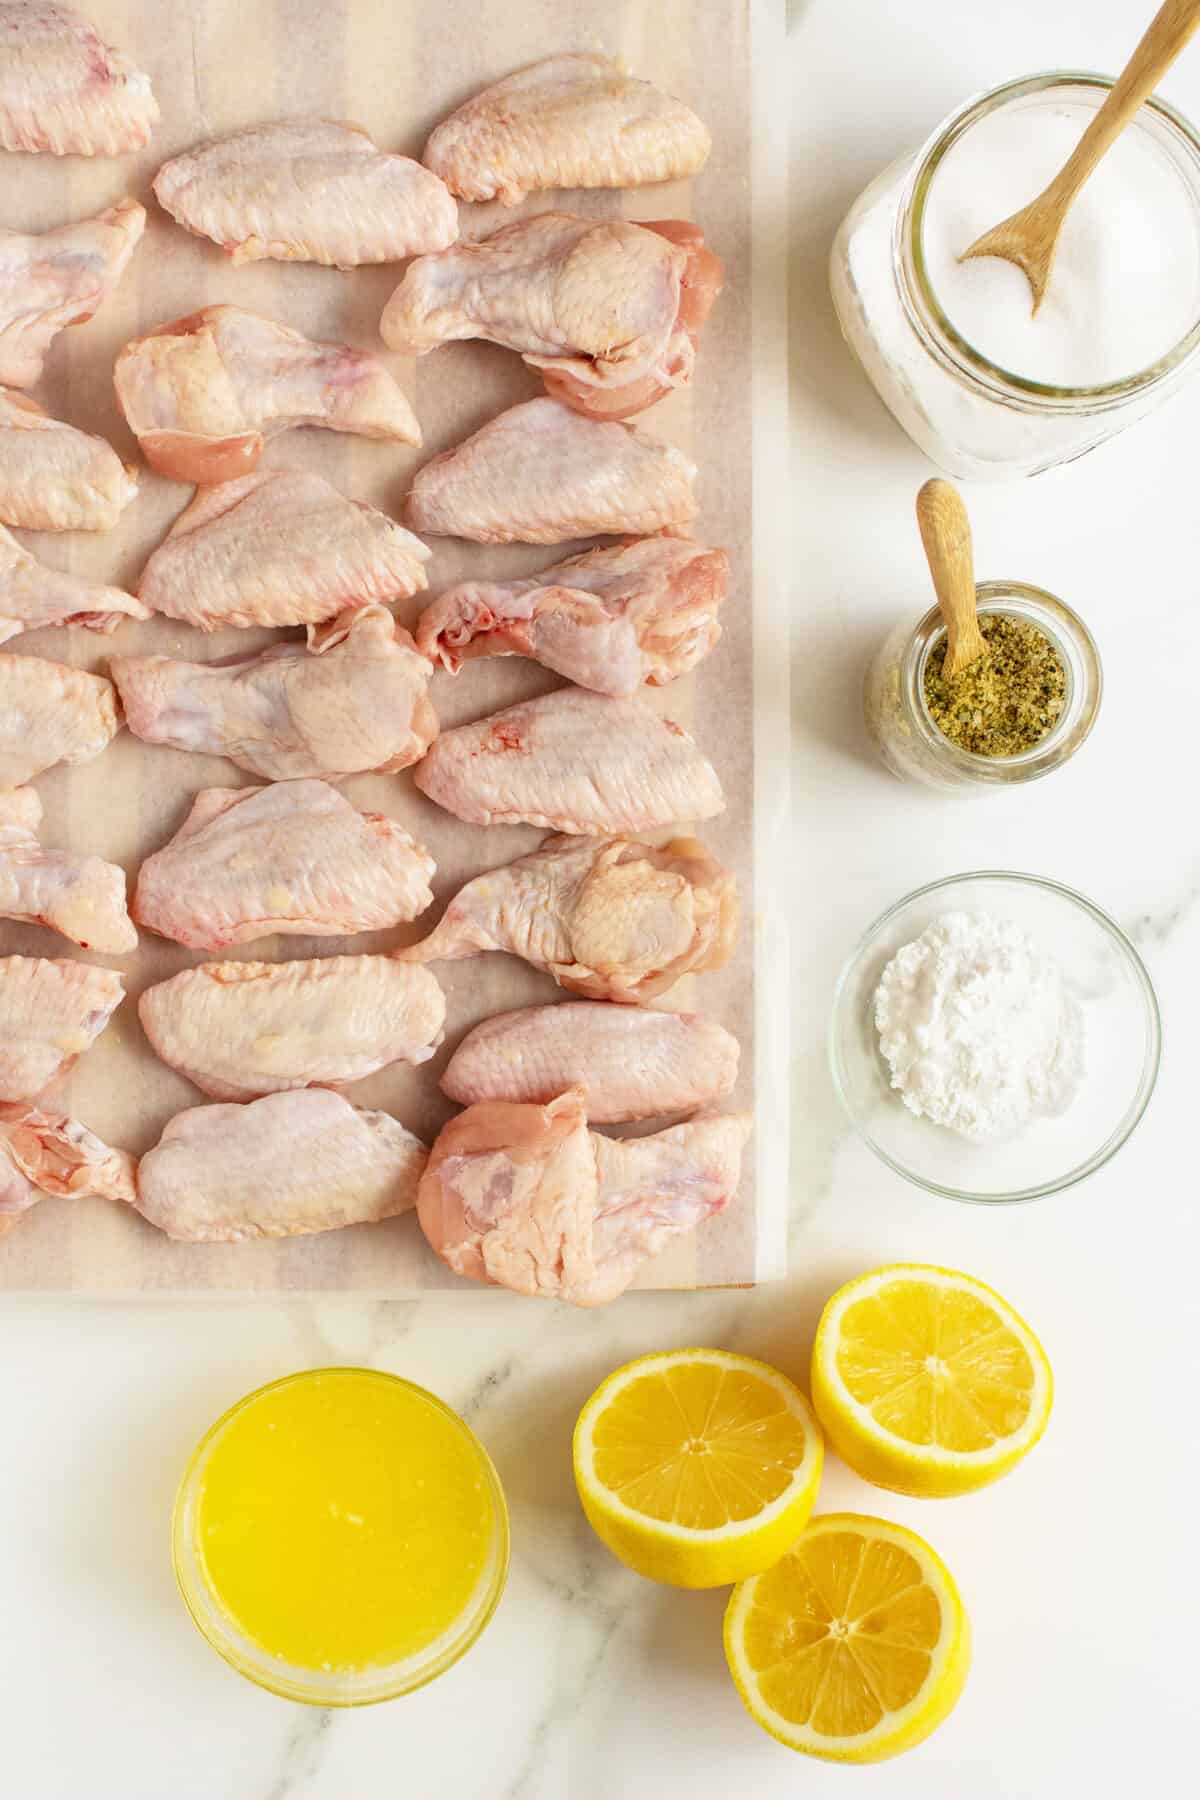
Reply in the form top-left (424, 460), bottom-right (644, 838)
top-left (915, 479), bottom-right (986, 678)
top-left (1047, 0), bottom-right (1200, 211)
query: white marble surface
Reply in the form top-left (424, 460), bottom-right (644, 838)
top-left (4, 2), bottom-right (1200, 1794)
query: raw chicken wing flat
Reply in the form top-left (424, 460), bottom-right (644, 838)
top-left (0, 522), bottom-right (147, 644)
top-left (110, 605), bottom-right (437, 782)
top-left (417, 1091), bottom-right (751, 1306)
top-left (134, 1089), bottom-right (427, 1243)
top-left (0, 390), bottom-right (136, 530)
top-left (0, 1101), bottom-right (134, 1239)
top-left (442, 1002), bottom-right (739, 1123)
top-left (405, 398), bottom-right (697, 544)
top-left (0, 3), bottom-right (157, 155)
top-left (135, 781), bottom-right (435, 951)
top-left (382, 214), bottom-right (722, 419)
top-left (0, 955), bottom-right (122, 1100)
top-left (0, 198), bottom-right (144, 388)
top-left (0, 787), bottom-right (135, 952)
top-left (414, 687), bottom-right (723, 834)
top-left (395, 833), bottom-right (738, 1003)
top-left (416, 539), bottom-right (728, 695)
top-left (115, 305), bottom-right (420, 486)
top-left (0, 652), bottom-right (118, 787)
top-left (423, 54), bottom-right (711, 206)
top-left (139, 955), bottom-right (445, 1102)
top-left (136, 469), bottom-right (430, 633)
top-left (153, 119), bottom-right (459, 268)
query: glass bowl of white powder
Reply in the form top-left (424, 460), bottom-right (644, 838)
top-left (830, 73), bottom-right (1200, 478)
top-left (828, 873), bottom-right (1160, 1202)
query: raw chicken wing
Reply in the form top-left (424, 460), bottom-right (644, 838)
top-left (442, 1002), bottom-right (739, 1122)
top-left (0, 1101), bottom-right (134, 1238)
top-left (0, 787), bottom-right (135, 951)
top-left (134, 1089), bottom-right (426, 1242)
top-left (153, 120), bottom-right (458, 268)
top-left (0, 198), bottom-right (144, 387)
top-left (137, 469), bottom-right (430, 632)
top-left (587, 1112), bottom-right (753, 1305)
top-left (0, 521), bottom-right (147, 644)
top-left (416, 538), bottom-right (728, 695)
top-left (0, 389), bottom-right (136, 530)
top-left (0, 954), bottom-right (122, 1099)
top-left (0, 651), bottom-right (118, 787)
top-left (405, 397), bottom-right (696, 543)
top-left (115, 304), bottom-right (420, 485)
top-left (110, 605), bottom-right (437, 782)
top-left (139, 955), bottom-right (445, 1102)
top-left (382, 214), bottom-right (721, 419)
top-left (417, 1090), bottom-right (750, 1306)
top-left (396, 833), bottom-right (738, 1003)
top-left (135, 780), bottom-right (435, 951)
top-left (414, 687), bottom-right (723, 834)
top-left (423, 54), bottom-right (711, 206)
top-left (0, 2), bottom-right (157, 155)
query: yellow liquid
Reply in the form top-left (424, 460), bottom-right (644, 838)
top-left (193, 1370), bottom-right (497, 1674)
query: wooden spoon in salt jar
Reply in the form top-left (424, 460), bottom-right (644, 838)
top-left (915, 478), bottom-right (986, 677)
top-left (961, 0), bottom-right (1200, 312)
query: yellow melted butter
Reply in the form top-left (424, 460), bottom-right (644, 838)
top-left (194, 1370), bottom-right (495, 1674)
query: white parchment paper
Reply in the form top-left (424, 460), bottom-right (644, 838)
top-left (0, 0), bottom-right (789, 1294)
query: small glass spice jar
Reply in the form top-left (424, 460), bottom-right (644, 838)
top-left (863, 580), bottom-right (1102, 791)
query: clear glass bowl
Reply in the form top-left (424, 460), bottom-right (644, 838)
top-left (829, 873), bottom-right (1161, 1203)
top-left (173, 1369), bottom-right (510, 1706)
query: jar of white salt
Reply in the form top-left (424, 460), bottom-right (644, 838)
top-left (830, 73), bottom-right (1200, 479)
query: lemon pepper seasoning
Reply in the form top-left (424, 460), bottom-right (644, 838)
top-left (923, 614), bottom-right (1066, 757)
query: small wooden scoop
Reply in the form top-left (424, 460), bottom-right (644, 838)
top-left (916, 479), bottom-right (986, 678)
top-left (960, 0), bottom-right (1200, 312)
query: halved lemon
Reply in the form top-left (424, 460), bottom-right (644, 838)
top-left (724, 1512), bottom-right (970, 1762)
top-left (812, 1264), bottom-right (1053, 1498)
top-left (573, 1349), bottom-right (824, 1588)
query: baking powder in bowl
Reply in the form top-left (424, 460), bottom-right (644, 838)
top-left (873, 911), bottom-right (1083, 1141)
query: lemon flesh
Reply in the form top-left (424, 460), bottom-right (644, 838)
top-left (725, 1512), bottom-right (970, 1762)
top-left (812, 1263), bottom-right (1053, 1498)
top-left (573, 1349), bottom-right (823, 1588)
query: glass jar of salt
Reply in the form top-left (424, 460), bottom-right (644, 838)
top-left (830, 73), bottom-right (1200, 478)
top-left (864, 580), bottom-right (1103, 791)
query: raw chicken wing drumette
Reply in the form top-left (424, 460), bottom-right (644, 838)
top-left (115, 304), bottom-right (420, 485)
top-left (396, 833), bottom-right (737, 1003)
top-left (383, 214), bottom-right (721, 419)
